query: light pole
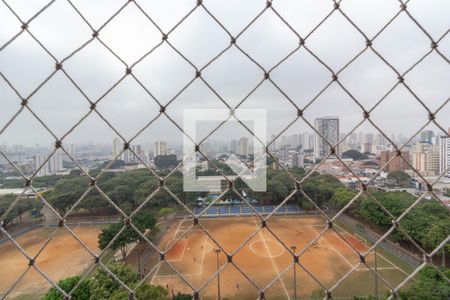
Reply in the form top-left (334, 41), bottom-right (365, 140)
top-left (215, 249), bottom-right (221, 300)
top-left (291, 246), bottom-right (297, 300)
top-left (374, 246), bottom-right (379, 299)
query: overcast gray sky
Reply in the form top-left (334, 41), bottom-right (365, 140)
top-left (0, 0), bottom-right (449, 147)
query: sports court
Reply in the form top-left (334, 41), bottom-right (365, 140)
top-left (146, 215), bottom-right (409, 300)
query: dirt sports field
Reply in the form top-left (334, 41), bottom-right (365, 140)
top-left (145, 216), bottom-right (410, 300)
top-left (0, 226), bottom-right (101, 299)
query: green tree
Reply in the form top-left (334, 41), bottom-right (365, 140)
top-left (400, 200), bottom-right (450, 255)
top-left (331, 187), bottom-right (358, 208)
top-left (108, 284), bottom-right (168, 300)
top-left (310, 289), bottom-right (325, 300)
top-left (109, 185), bottom-right (134, 213)
top-left (136, 284), bottom-right (168, 300)
top-left (398, 266), bottom-right (450, 300)
top-left (78, 189), bottom-right (109, 214)
top-left (386, 171), bottom-right (411, 188)
top-left (342, 150), bottom-right (369, 160)
top-left (109, 160), bottom-right (126, 169)
top-left (174, 292), bottom-right (194, 300)
top-left (0, 194), bottom-right (41, 227)
top-left (421, 220), bottom-right (450, 266)
top-left (98, 211), bottom-right (156, 259)
top-left (42, 276), bottom-right (90, 300)
top-left (89, 263), bottom-right (139, 300)
top-left (46, 176), bottom-right (90, 215)
top-left (154, 154), bottom-right (178, 170)
top-left (42, 263), bottom-right (169, 300)
top-left (297, 174), bottom-right (342, 209)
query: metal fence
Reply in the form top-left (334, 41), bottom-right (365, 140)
top-left (336, 213), bottom-right (421, 268)
top-left (0, 0), bottom-right (449, 299)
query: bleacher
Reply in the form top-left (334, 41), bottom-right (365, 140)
top-left (192, 204), bottom-right (301, 217)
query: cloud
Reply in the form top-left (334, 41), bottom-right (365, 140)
top-left (0, 0), bottom-right (449, 147)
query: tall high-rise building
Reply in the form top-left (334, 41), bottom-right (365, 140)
top-left (361, 133), bottom-right (374, 153)
top-left (300, 132), bottom-right (314, 150)
top-left (412, 143), bottom-right (440, 176)
top-left (380, 150), bottom-right (410, 172)
top-left (314, 116), bottom-right (339, 160)
top-left (131, 144), bottom-right (145, 163)
top-left (230, 139), bottom-right (238, 154)
top-left (291, 134), bottom-right (300, 148)
top-left (122, 150), bottom-right (130, 163)
top-left (239, 137), bottom-right (249, 156)
top-left (112, 138), bottom-right (121, 158)
top-left (349, 132), bottom-right (358, 146)
top-left (365, 133), bottom-right (374, 144)
top-left (301, 132), bottom-right (309, 149)
top-left (291, 152), bottom-right (304, 168)
top-left (439, 129), bottom-right (450, 178)
top-left (374, 133), bottom-right (385, 147)
top-left (33, 149), bottom-right (63, 177)
top-left (308, 134), bottom-right (314, 151)
top-left (50, 150), bottom-right (63, 173)
top-left (281, 135), bottom-right (288, 147)
top-left (34, 155), bottom-right (49, 177)
top-left (357, 132), bottom-right (364, 146)
top-left (420, 130), bottom-right (434, 144)
top-left (154, 141), bottom-right (168, 157)
top-left (69, 144), bottom-right (76, 157)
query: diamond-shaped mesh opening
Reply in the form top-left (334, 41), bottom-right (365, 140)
top-left (0, 32), bottom-right (55, 96)
top-left (27, 0), bottom-right (92, 60)
top-left (236, 8), bottom-right (299, 70)
top-left (95, 77), bottom-right (160, 140)
top-left (404, 52), bottom-right (450, 112)
top-left (338, 49), bottom-right (399, 109)
top-left (61, 39), bottom-right (126, 100)
top-left (33, 226), bottom-right (97, 282)
top-left (2, 263), bottom-right (51, 299)
top-left (1, 1), bottom-right (449, 299)
top-left (337, 0), bottom-right (400, 38)
top-left (373, 12), bottom-right (431, 73)
top-left (305, 11), bottom-right (366, 71)
top-left (270, 46), bottom-right (332, 109)
top-left (168, 7), bottom-right (230, 67)
top-left (98, 2), bottom-right (162, 65)
top-left (201, 47), bottom-right (263, 106)
top-left (132, 43), bottom-right (194, 104)
top-left (26, 72), bottom-right (91, 138)
top-left (370, 85), bottom-right (429, 145)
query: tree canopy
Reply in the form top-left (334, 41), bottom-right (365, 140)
top-left (154, 155), bottom-right (178, 170)
top-left (98, 210), bottom-right (156, 259)
top-left (42, 276), bottom-right (91, 300)
top-left (387, 171), bottom-right (412, 188)
top-left (399, 265), bottom-right (450, 300)
top-left (0, 194), bottom-right (41, 227)
top-left (42, 262), bottom-right (175, 300)
top-left (342, 150), bottom-right (369, 160)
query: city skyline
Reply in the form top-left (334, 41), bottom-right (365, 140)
top-left (2, 125), bottom-right (450, 180)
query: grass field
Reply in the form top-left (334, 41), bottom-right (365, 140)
top-left (0, 226), bottom-right (102, 299)
top-left (143, 215), bottom-right (410, 300)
